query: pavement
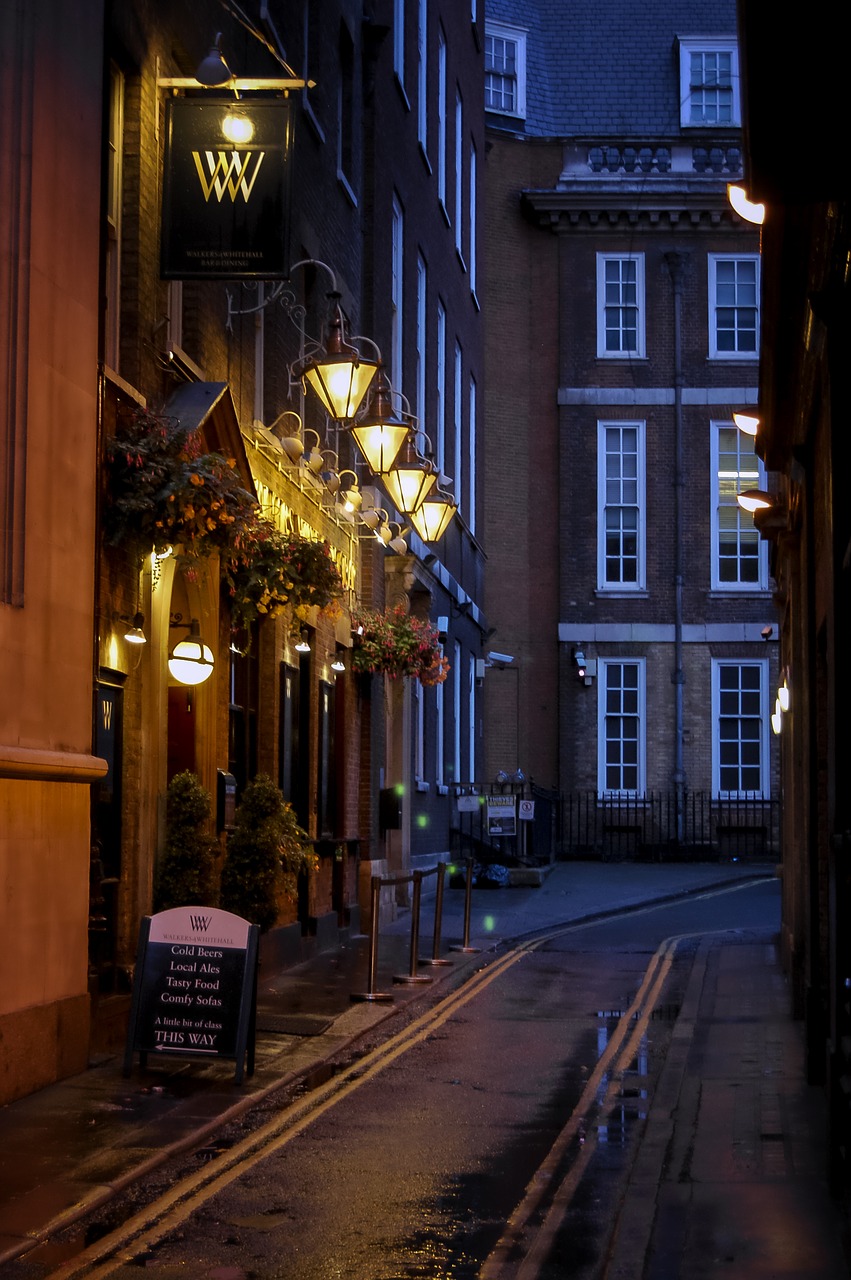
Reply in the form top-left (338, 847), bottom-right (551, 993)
top-left (0, 858), bottom-right (848, 1278)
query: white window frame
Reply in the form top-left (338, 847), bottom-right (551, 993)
top-left (417, 0), bottom-right (427, 151)
top-left (711, 421), bottom-right (768, 591)
top-left (454, 89), bottom-right (464, 260)
top-left (598, 659), bottom-right (646, 797)
top-left (469, 139), bottom-right (478, 300)
top-left (712, 659), bottom-right (769, 798)
top-left (484, 21), bottom-right (527, 118)
top-left (454, 341), bottom-right (463, 511)
top-left (436, 667), bottom-right (445, 789)
top-left (437, 27), bottom-right (447, 210)
top-left (468, 653), bottom-right (477, 782)
top-left (436, 299), bottom-right (446, 475)
top-left (453, 638), bottom-right (462, 783)
top-left (416, 253), bottom-right (427, 433)
top-left (597, 420), bottom-right (646, 591)
top-left (393, 0), bottom-right (405, 87)
top-left (468, 373), bottom-right (477, 536)
top-left (597, 253), bottom-right (645, 359)
top-left (391, 195), bottom-right (404, 393)
top-left (708, 254), bottom-right (760, 360)
top-left (679, 37), bottom-right (740, 128)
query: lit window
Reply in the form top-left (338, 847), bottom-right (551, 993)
top-left (712, 660), bottom-right (768, 797)
top-left (679, 38), bottom-right (740, 127)
top-left (599, 661), bottom-right (644, 796)
top-left (711, 422), bottom-right (768, 589)
top-left (709, 255), bottom-right (760, 358)
top-left (597, 254), bottom-right (645, 358)
top-left (598, 421), bottom-right (645, 590)
top-left (485, 22), bottom-right (526, 118)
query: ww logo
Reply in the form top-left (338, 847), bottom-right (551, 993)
top-left (192, 150), bottom-right (265, 204)
top-left (189, 913), bottom-right (213, 932)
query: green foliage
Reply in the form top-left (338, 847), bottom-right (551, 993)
top-left (223, 526), bottom-right (344, 631)
top-left (153, 772), bottom-right (218, 912)
top-left (219, 775), bottom-right (316, 932)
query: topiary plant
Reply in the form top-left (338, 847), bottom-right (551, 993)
top-left (153, 772), bottom-right (219, 911)
top-left (219, 774), bottom-right (315, 932)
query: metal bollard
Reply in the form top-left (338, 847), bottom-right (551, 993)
top-left (393, 871), bottom-right (433, 984)
top-left (351, 875), bottom-right (393, 1002)
top-left (450, 858), bottom-right (480, 954)
top-left (420, 861), bottom-right (451, 966)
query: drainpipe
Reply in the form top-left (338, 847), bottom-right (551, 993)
top-left (664, 252), bottom-right (687, 842)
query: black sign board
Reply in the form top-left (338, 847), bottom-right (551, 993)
top-left (124, 906), bottom-right (259, 1082)
top-left (161, 99), bottom-right (293, 279)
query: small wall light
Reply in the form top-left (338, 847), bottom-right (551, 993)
top-left (295, 628), bottom-right (311, 654)
top-left (778, 680), bottom-right (790, 712)
top-left (123, 611), bottom-right (147, 645)
top-left (736, 488), bottom-right (773, 514)
top-left (168, 619), bottom-right (215, 685)
top-left (330, 650), bottom-right (347, 673)
top-left (195, 33), bottom-right (233, 87)
top-left (727, 184), bottom-right (766, 225)
top-left (733, 411), bottom-right (760, 437)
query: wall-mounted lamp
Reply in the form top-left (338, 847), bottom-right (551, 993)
top-left (195, 33), bottom-right (233, 87)
top-left (338, 471), bottom-right (363, 513)
top-left (777, 679), bottom-right (790, 712)
top-left (168, 619), bottom-right (215, 685)
top-left (387, 522), bottom-right (409, 555)
top-left (302, 295), bottom-right (379, 421)
top-left (736, 488), bottom-right (774, 514)
top-left (270, 410), bottom-right (307, 463)
top-left (350, 372), bottom-right (410, 475)
top-left (381, 434), bottom-right (436, 516)
top-left (115, 610), bottom-right (147, 645)
top-left (733, 411), bottom-right (760, 437)
top-left (295, 628), bottom-right (311, 654)
top-left (727, 184), bottom-right (766, 226)
top-left (409, 486), bottom-right (458, 543)
top-left (301, 429), bottom-right (325, 475)
top-left (330, 651), bottom-right (347, 673)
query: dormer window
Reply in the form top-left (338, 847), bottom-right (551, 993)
top-left (679, 37), bottom-right (740, 127)
top-left (485, 22), bottom-right (526, 119)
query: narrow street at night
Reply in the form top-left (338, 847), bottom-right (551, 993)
top-left (3, 874), bottom-right (844, 1280)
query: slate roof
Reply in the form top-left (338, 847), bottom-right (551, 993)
top-left (485, 0), bottom-right (740, 139)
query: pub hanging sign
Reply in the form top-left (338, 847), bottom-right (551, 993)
top-left (161, 99), bottom-right (293, 279)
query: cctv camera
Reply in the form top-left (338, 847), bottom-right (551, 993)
top-left (487, 651), bottom-right (515, 665)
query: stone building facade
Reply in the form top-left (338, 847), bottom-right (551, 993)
top-left (483, 0), bottom-right (778, 855)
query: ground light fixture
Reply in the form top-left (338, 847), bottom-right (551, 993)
top-left (168, 620), bottom-right (215, 685)
top-left (409, 486), bottom-right (458, 543)
top-left (302, 296), bottom-right (378, 421)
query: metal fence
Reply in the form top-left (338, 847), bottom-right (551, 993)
top-left (449, 780), bottom-right (561, 868)
top-left (562, 790), bottom-right (780, 862)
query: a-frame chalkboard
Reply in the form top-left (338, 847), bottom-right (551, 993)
top-left (123, 906), bottom-right (259, 1083)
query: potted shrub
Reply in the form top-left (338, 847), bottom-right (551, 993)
top-left (219, 774), bottom-right (316, 932)
top-left (153, 772), bottom-right (219, 911)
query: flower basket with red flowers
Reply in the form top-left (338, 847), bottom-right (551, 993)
top-left (223, 525), bottom-right (344, 631)
top-left (351, 604), bottom-right (449, 685)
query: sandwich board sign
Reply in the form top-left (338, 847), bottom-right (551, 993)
top-left (124, 906), bottom-right (259, 1083)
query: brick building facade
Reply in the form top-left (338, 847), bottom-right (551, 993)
top-left (0, 0), bottom-right (485, 1103)
top-left (483, 0), bottom-right (778, 852)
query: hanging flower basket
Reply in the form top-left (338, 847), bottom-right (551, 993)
top-left (352, 604), bottom-right (449, 685)
top-left (103, 408), bottom-right (257, 565)
top-left (223, 526), bottom-right (344, 631)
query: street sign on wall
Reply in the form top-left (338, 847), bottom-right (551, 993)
top-left (161, 99), bottom-right (293, 279)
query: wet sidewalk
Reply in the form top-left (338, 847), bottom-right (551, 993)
top-left (0, 860), bottom-right (847, 1276)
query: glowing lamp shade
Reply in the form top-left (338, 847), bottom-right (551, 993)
top-left (350, 378), bottom-right (410, 474)
top-left (733, 411), bottom-right (760, 437)
top-left (168, 620), bottom-right (214, 685)
top-left (221, 113), bottom-right (254, 144)
top-left (302, 303), bottom-right (377, 420)
top-left (736, 488), bottom-right (773, 514)
top-left (778, 681), bottom-right (790, 712)
top-left (727, 184), bottom-right (766, 226)
top-left (410, 490), bottom-right (458, 543)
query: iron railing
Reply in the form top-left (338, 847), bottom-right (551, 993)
top-left (562, 790), bottom-right (779, 862)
